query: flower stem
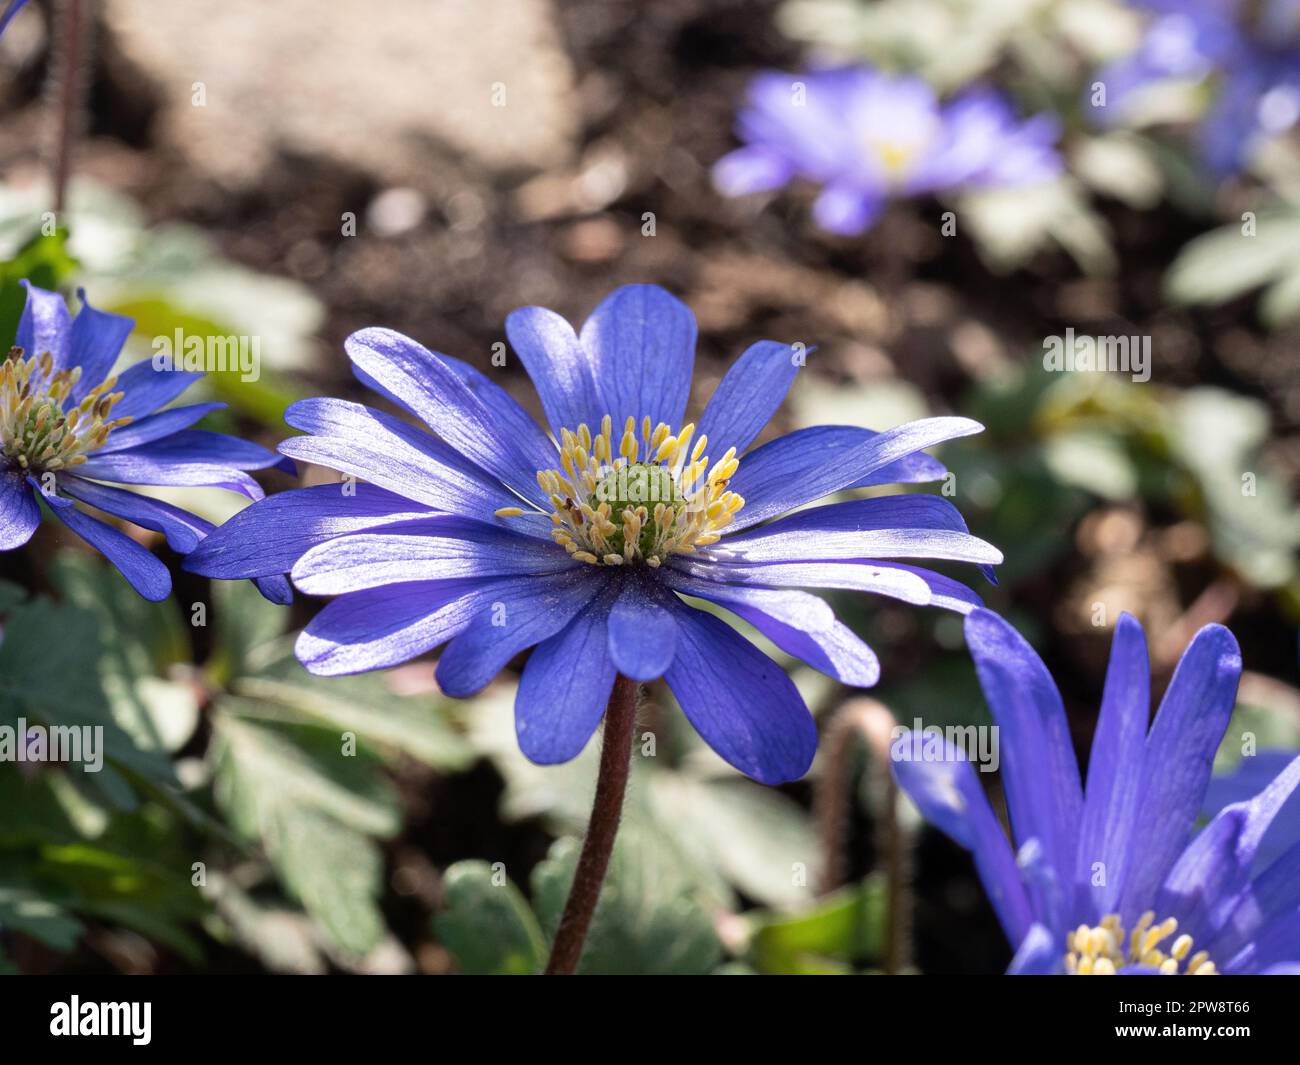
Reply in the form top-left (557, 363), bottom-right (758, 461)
top-left (813, 698), bottom-right (915, 974)
top-left (544, 673), bottom-right (637, 976)
top-left (50, 0), bottom-right (89, 216)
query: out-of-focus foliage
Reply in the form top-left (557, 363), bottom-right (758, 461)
top-left (0, 182), bottom-right (322, 425)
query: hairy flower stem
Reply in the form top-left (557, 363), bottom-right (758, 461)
top-left (544, 674), bottom-right (637, 975)
top-left (50, 0), bottom-right (89, 216)
top-left (814, 698), bottom-right (915, 974)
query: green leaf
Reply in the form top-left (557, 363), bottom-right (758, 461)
top-left (209, 708), bottom-right (398, 956)
top-left (435, 861), bottom-right (546, 975)
top-left (233, 664), bottom-right (475, 772)
top-left (748, 876), bottom-right (888, 975)
top-left (0, 884), bottom-right (85, 952)
top-left (264, 807), bottom-right (386, 958)
top-left (0, 228), bottom-right (78, 348)
top-left (208, 575), bottom-right (289, 683)
top-left (212, 711), bottom-right (400, 838)
top-left (0, 580), bottom-right (27, 613)
top-left (0, 596), bottom-right (178, 797)
top-left (1165, 210), bottom-right (1300, 315)
top-left (531, 819), bottom-right (723, 975)
top-left (648, 776), bottom-right (817, 909)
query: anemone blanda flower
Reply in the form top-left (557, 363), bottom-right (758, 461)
top-left (1, 282), bottom-right (291, 602)
top-left (1096, 0), bottom-right (1300, 173)
top-left (712, 66), bottom-right (1062, 236)
top-left (186, 283), bottom-right (1001, 784)
top-left (893, 608), bottom-right (1300, 974)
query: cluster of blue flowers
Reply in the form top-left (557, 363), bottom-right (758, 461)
top-left (1096, 0), bottom-right (1300, 173)
top-left (4, 279), bottom-right (1298, 974)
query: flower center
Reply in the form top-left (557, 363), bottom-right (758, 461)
top-left (1066, 911), bottom-right (1217, 975)
top-left (869, 138), bottom-right (919, 178)
top-left (498, 414), bottom-right (744, 567)
top-left (0, 347), bottom-right (130, 473)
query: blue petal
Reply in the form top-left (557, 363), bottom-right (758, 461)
top-left (355, 350), bottom-right (556, 474)
top-left (726, 417), bottom-right (983, 531)
top-left (253, 574), bottom-right (293, 605)
top-left (115, 428), bottom-right (285, 471)
top-left (668, 556), bottom-right (933, 606)
top-left (1073, 612), bottom-right (1150, 921)
top-left (515, 588), bottom-right (619, 764)
top-left (184, 483), bottom-right (433, 579)
top-left (579, 285), bottom-right (697, 432)
top-left (812, 182), bottom-right (885, 235)
top-left (505, 305), bottom-right (603, 436)
top-left (891, 735), bottom-right (1034, 944)
top-left (109, 360), bottom-right (204, 421)
top-left (1202, 748), bottom-right (1300, 871)
top-left (606, 579), bottom-right (678, 681)
top-left (280, 397), bottom-right (526, 513)
top-left (1006, 924), bottom-right (1060, 975)
top-left (99, 402), bottom-right (226, 453)
top-left (1208, 836), bottom-right (1300, 964)
top-left (1159, 754), bottom-right (1300, 948)
top-left (434, 568), bottom-right (610, 697)
top-left (1221, 906), bottom-right (1300, 974)
top-left (1118, 624), bottom-right (1242, 926)
top-left (695, 341), bottom-right (802, 457)
top-left (709, 495), bottom-right (1003, 566)
top-left (76, 451), bottom-right (264, 501)
top-left (66, 291), bottom-right (134, 404)
top-left (712, 146), bottom-right (795, 196)
top-left (344, 327), bottom-right (544, 503)
top-left (51, 504), bottom-right (170, 600)
top-left (674, 556), bottom-right (982, 614)
top-left (296, 577), bottom-right (499, 676)
top-left (662, 602), bottom-right (816, 784)
top-left (15, 282), bottom-right (71, 375)
top-left (0, 468), bottom-right (41, 549)
top-left (290, 516), bottom-right (576, 595)
top-left (665, 571), bottom-right (878, 686)
top-left (964, 609), bottom-right (1083, 916)
top-left (57, 475), bottom-right (211, 553)
top-left (0, 0), bottom-right (31, 36)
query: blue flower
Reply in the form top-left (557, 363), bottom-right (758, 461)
top-left (893, 608), bottom-right (1300, 974)
top-left (1096, 1), bottom-right (1300, 173)
top-left (1, 282), bottom-right (291, 602)
top-left (713, 66), bottom-right (1062, 235)
top-left (186, 283), bottom-right (1001, 784)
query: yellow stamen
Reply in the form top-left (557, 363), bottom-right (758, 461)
top-left (0, 347), bottom-right (131, 474)
top-left (498, 412), bottom-right (746, 567)
top-left (1066, 911), bottom-right (1215, 976)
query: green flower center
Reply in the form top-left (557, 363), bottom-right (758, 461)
top-left (495, 414), bottom-right (744, 567)
top-left (0, 347), bottom-right (131, 473)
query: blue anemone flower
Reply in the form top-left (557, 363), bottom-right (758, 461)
top-left (1, 283), bottom-right (291, 602)
top-left (713, 66), bottom-right (1062, 235)
top-left (893, 607), bottom-right (1300, 974)
top-left (1096, 0), bottom-right (1300, 173)
top-left (186, 283), bottom-right (1001, 784)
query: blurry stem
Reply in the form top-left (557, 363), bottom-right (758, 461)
top-left (814, 698), bottom-right (914, 975)
top-left (50, 0), bottom-right (89, 216)
top-left (544, 674), bottom-right (637, 976)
